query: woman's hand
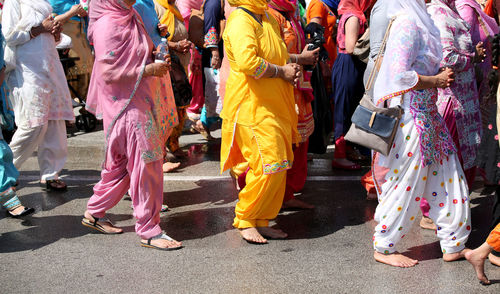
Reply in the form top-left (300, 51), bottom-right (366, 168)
top-left (158, 24), bottom-right (168, 37)
top-left (210, 48), bottom-right (221, 69)
top-left (41, 15), bottom-right (56, 32)
top-left (474, 41), bottom-right (486, 63)
top-left (435, 67), bottom-right (455, 88)
top-left (298, 47), bottom-right (320, 66)
top-left (280, 63), bottom-right (301, 87)
top-left (177, 39), bottom-right (192, 54)
top-left (70, 4), bottom-right (87, 17)
top-left (145, 61), bottom-right (171, 77)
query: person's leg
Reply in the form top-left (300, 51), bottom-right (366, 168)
top-left (361, 170), bottom-right (377, 200)
top-left (9, 124), bottom-right (47, 170)
top-left (200, 68), bottom-right (220, 138)
top-left (373, 116), bottom-right (424, 267)
top-left (186, 50), bottom-right (204, 120)
top-left (283, 140), bottom-right (314, 209)
top-left (233, 125), bottom-right (288, 243)
top-left (425, 156), bottom-right (471, 261)
top-left (489, 186), bottom-right (500, 265)
top-left (466, 223), bottom-right (500, 285)
top-left (331, 55), bottom-right (361, 169)
top-left (372, 165), bottom-right (425, 267)
top-left (419, 198), bottom-right (437, 230)
top-left (167, 107), bottom-right (187, 155)
top-left (37, 120), bottom-right (68, 182)
top-left (85, 116), bottom-right (131, 234)
top-left (0, 139), bottom-right (32, 216)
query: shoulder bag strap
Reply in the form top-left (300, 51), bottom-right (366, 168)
top-left (365, 16), bottom-right (396, 92)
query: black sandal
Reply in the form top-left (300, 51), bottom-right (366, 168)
top-left (40, 179), bottom-right (67, 192)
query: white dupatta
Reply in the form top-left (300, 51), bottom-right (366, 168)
top-left (2, 0), bottom-right (53, 72)
top-left (373, 0), bottom-right (443, 104)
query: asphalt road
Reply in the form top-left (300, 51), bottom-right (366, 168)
top-left (1, 128), bottom-right (499, 293)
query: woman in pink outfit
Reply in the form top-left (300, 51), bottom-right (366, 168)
top-left (81, 0), bottom-right (181, 251)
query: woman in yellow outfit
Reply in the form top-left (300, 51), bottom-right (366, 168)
top-left (222, 0), bottom-right (301, 244)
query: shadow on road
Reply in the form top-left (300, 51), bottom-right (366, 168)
top-left (0, 213), bottom-right (132, 253)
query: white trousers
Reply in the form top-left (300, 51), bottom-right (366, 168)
top-left (9, 120), bottom-right (68, 181)
top-left (373, 115), bottom-right (471, 255)
top-left (203, 67), bottom-right (222, 117)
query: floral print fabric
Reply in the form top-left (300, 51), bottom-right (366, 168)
top-left (428, 0), bottom-right (482, 170)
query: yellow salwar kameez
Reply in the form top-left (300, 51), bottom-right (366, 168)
top-left (221, 1), bottom-right (299, 229)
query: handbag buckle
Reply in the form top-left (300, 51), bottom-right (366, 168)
top-left (369, 111), bottom-right (376, 128)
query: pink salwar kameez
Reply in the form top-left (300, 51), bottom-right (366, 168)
top-left (84, 0), bottom-right (177, 239)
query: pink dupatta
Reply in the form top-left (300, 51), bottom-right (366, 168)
top-left (86, 0), bottom-right (178, 163)
top-left (86, 0), bottom-right (153, 133)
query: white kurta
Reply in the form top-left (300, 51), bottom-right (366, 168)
top-left (2, 0), bottom-right (74, 129)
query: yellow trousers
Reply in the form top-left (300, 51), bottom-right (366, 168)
top-left (232, 125), bottom-right (287, 229)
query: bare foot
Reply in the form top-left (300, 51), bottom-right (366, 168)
top-left (282, 198), bottom-right (315, 209)
top-left (239, 227), bottom-right (268, 244)
top-left (488, 252), bottom-right (500, 266)
top-left (83, 211), bottom-right (123, 234)
top-left (466, 244), bottom-right (492, 285)
top-left (162, 162), bottom-right (181, 173)
top-left (257, 227), bottom-right (288, 239)
top-left (419, 216), bottom-right (437, 231)
top-left (443, 248), bottom-right (471, 262)
top-left (143, 237), bottom-right (182, 249)
top-left (374, 251), bottom-right (419, 268)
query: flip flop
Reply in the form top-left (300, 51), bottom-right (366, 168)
top-left (81, 216), bottom-right (122, 234)
top-left (140, 233), bottom-right (183, 251)
top-left (7, 207), bottom-right (35, 218)
top-left (40, 179), bottom-right (67, 192)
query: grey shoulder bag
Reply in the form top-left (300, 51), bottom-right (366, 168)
top-left (344, 16), bottom-right (404, 156)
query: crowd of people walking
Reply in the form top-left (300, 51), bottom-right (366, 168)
top-left (1, 0), bottom-right (500, 285)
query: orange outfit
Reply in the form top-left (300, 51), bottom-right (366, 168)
top-left (306, 0), bottom-right (338, 67)
top-left (487, 223), bottom-right (500, 251)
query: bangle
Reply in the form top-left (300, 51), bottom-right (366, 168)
top-left (29, 29), bottom-right (35, 39)
top-left (294, 55), bottom-right (299, 64)
top-left (152, 66), bottom-right (156, 76)
top-left (271, 65), bottom-right (278, 78)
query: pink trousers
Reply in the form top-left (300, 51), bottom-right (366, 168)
top-left (187, 50), bottom-right (204, 115)
top-left (87, 112), bottom-right (163, 239)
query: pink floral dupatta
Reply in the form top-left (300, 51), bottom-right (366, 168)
top-left (86, 0), bottom-right (153, 135)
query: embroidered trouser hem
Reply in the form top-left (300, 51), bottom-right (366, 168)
top-left (232, 125), bottom-right (287, 229)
